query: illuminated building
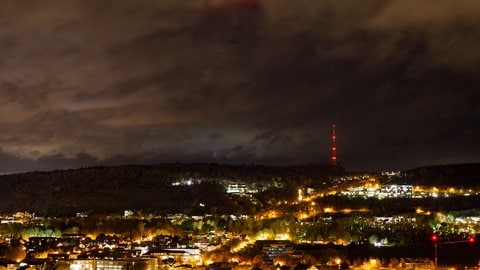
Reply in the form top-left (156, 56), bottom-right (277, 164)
top-left (56, 258), bottom-right (158, 270)
top-left (255, 240), bottom-right (294, 260)
top-left (340, 184), bottom-right (413, 199)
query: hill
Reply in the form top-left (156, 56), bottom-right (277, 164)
top-left (400, 163), bottom-right (480, 187)
top-left (0, 163), bottom-right (344, 216)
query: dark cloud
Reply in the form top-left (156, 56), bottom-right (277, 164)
top-left (0, 0), bottom-right (479, 172)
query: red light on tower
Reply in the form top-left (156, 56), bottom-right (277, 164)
top-left (331, 124), bottom-right (337, 165)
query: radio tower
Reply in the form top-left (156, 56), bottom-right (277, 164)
top-left (331, 124), bottom-right (337, 165)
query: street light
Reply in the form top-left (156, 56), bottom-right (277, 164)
top-left (335, 258), bottom-right (341, 269)
top-left (468, 236), bottom-right (475, 243)
top-left (431, 234), bottom-right (438, 269)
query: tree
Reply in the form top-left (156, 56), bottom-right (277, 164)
top-left (2, 244), bottom-right (26, 262)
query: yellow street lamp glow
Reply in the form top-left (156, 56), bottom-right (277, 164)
top-left (324, 207), bottom-right (334, 213)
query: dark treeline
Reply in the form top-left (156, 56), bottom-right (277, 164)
top-left (0, 163), bottom-right (344, 187)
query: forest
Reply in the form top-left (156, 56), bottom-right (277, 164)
top-left (0, 163), bottom-right (343, 216)
top-left (0, 162), bottom-right (479, 216)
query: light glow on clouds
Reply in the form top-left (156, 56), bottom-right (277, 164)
top-left (0, 0), bottom-right (479, 172)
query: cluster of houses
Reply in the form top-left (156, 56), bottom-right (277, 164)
top-left (0, 233), bottom-right (299, 270)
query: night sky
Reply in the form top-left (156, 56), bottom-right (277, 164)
top-left (1, 0), bottom-right (479, 173)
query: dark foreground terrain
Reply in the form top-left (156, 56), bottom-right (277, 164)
top-left (346, 245), bottom-right (480, 267)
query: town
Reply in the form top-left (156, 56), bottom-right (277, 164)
top-left (1, 164), bottom-right (480, 270)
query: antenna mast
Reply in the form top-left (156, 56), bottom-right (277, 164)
top-left (331, 124), bottom-right (337, 165)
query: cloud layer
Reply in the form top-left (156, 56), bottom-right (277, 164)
top-left (0, 0), bottom-right (479, 172)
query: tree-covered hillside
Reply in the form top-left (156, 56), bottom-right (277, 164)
top-left (0, 163), bottom-right (344, 216)
top-left (401, 163), bottom-right (480, 187)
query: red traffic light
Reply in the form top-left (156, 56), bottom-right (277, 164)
top-left (431, 234), bottom-right (439, 242)
top-left (468, 236), bottom-right (475, 243)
